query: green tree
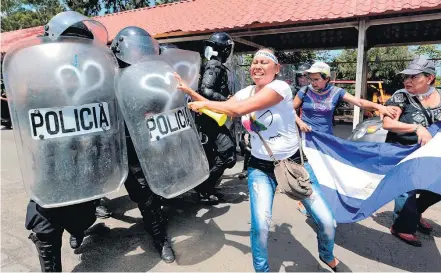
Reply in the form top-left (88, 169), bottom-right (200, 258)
top-left (66, 0), bottom-right (181, 16)
top-left (1, 0), bottom-right (64, 32)
top-left (333, 46), bottom-right (414, 94)
top-left (65, 0), bottom-right (102, 16)
top-left (1, 0), bottom-right (182, 32)
top-left (411, 45), bottom-right (441, 59)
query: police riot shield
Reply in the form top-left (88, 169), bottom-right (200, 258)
top-left (160, 48), bottom-right (201, 90)
top-left (115, 59), bottom-right (209, 199)
top-left (160, 48), bottom-right (201, 127)
top-left (2, 37), bottom-right (128, 208)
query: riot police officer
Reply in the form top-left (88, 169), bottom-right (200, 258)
top-left (293, 62), bottom-right (312, 97)
top-left (110, 26), bottom-right (175, 263)
top-left (3, 11), bottom-right (128, 271)
top-left (194, 32), bottom-right (237, 202)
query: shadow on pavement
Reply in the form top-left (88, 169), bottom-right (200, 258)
top-left (305, 212), bottom-right (441, 272)
top-left (223, 223), bottom-right (330, 272)
top-left (71, 187), bottom-right (250, 271)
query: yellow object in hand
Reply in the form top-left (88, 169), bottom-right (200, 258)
top-left (200, 108), bottom-right (227, 126)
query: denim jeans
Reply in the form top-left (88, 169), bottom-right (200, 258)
top-left (248, 162), bottom-right (336, 272)
top-left (393, 193), bottom-right (409, 222)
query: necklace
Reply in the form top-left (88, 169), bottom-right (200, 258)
top-left (416, 87), bottom-right (436, 100)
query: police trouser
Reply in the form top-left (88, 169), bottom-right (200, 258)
top-left (124, 165), bottom-right (167, 242)
top-left (25, 200), bottom-right (96, 272)
top-left (195, 124), bottom-right (237, 194)
top-left (1, 99), bottom-right (11, 120)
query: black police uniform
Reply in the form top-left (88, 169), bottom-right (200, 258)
top-left (110, 27), bottom-right (175, 263)
top-left (24, 21), bottom-right (99, 272)
top-left (124, 125), bottom-right (172, 259)
top-left (194, 32), bottom-right (237, 199)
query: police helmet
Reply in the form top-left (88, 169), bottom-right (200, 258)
top-left (44, 21), bottom-right (94, 40)
top-left (204, 32), bottom-right (234, 63)
top-left (159, 43), bottom-right (178, 54)
top-left (110, 26), bottom-right (160, 66)
top-left (296, 62), bottom-right (313, 77)
top-left (42, 11), bottom-right (108, 42)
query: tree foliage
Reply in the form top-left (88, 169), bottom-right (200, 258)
top-left (1, 0), bottom-right (181, 32)
top-left (332, 46), bottom-right (417, 94)
top-left (412, 45), bottom-right (441, 59)
top-left (65, 0), bottom-right (181, 15)
top-left (1, 0), bottom-right (64, 32)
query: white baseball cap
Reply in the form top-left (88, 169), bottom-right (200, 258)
top-left (305, 62), bottom-right (331, 77)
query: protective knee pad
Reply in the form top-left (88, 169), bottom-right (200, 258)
top-left (28, 233), bottom-right (62, 272)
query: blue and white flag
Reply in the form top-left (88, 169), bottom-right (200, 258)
top-left (303, 123), bottom-right (441, 223)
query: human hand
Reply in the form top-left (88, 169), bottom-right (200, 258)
top-left (416, 126), bottom-right (433, 146)
top-left (174, 72), bottom-right (192, 94)
top-left (379, 105), bottom-right (398, 120)
top-left (298, 120), bottom-right (312, 132)
top-left (188, 101), bottom-right (207, 113)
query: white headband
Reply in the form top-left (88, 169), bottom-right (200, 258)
top-left (254, 51), bottom-right (279, 64)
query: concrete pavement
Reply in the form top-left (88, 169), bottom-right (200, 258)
top-left (1, 126), bottom-right (440, 272)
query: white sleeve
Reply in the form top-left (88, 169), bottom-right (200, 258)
top-left (234, 86), bottom-right (253, 101)
top-left (266, 80), bottom-right (292, 100)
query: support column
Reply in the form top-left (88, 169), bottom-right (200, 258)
top-left (353, 20), bottom-right (368, 129)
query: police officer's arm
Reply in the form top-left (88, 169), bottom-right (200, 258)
top-left (199, 65), bottom-right (228, 101)
top-left (190, 87), bottom-right (283, 117)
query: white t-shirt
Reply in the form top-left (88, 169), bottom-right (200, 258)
top-left (234, 80), bottom-right (299, 161)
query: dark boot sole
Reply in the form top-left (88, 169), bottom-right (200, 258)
top-left (391, 231), bottom-right (422, 247)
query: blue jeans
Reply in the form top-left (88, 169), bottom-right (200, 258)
top-left (393, 193), bottom-right (409, 222)
top-left (248, 163), bottom-right (336, 272)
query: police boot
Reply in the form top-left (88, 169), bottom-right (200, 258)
top-left (69, 233), bottom-right (84, 249)
top-left (95, 198), bottom-right (112, 219)
top-left (139, 202), bottom-right (175, 263)
top-left (28, 233), bottom-right (62, 272)
top-left (153, 236), bottom-right (175, 264)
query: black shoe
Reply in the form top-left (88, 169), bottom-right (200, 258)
top-left (154, 238), bottom-right (175, 263)
top-left (69, 233), bottom-right (84, 249)
top-left (198, 192), bottom-right (219, 204)
top-left (95, 205), bottom-right (112, 219)
top-left (238, 170), bottom-right (247, 180)
top-left (319, 256), bottom-right (352, 272)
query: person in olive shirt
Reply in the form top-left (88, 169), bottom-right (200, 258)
top-left (383, 55), bottom-right (441, 247)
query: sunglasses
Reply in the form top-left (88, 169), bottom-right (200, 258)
top-left (401, 73), bottom-right (424, 81)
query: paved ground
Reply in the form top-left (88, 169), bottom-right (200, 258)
top-left (1, 124), bottom-right (440, 272)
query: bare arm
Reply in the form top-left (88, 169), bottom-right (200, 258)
top-left (184, 87), bottom-right (209, 102)
top-left (202, 87), bottom-right (283, 117)
top-left (343, 93), bottom-right (383, 111)
top-left (382, 106), bottom-right (433, 145)
top-left (343, 93), bottom-right (398, 119)
top-left (293, 94), bottom-right (303, 110)
top-left (176, 73), bottom-right (283, 117)
top-left (382, 107), bottom-right (417, 133)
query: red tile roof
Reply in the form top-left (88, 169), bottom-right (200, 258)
top-left (2, 0), bottom-right (441, 53)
